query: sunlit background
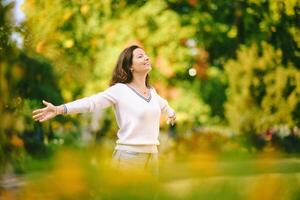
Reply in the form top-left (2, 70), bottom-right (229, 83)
top-left (1, 0), bottom-right (300, 199)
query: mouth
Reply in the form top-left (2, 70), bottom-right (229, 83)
top-left (144, 62), bottom-right (151, 66)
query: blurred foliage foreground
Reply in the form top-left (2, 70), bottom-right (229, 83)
top-left (1, 143), bottom-right (300, 200)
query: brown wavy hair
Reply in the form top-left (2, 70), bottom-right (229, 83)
top-left (110, 45), bottom-right (150, 87)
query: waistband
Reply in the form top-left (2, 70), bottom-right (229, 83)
top-left (115, 144), bottom-right (158, 153)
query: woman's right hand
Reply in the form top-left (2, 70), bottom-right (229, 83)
top-left (32, 100), bottom-right (58, 122)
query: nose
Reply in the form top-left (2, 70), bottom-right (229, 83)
top-left (144, 55), bottom-right (149, 61)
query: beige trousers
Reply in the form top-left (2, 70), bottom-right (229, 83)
top-left (111, 149), bottom-right (159, 178)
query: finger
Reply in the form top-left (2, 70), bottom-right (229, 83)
top-left (170, 117), bottom-right (176, 126)
top-left (39, 116), bottom-right (49, 122)
top-left (32, 108), bottom-right (46, 115)
top-left (35, 116), bottom-right (44, 122)
top-left (33, 113), bottom-right (44, 120)
top-left (35, 114), bottom-right (45, 121)
top-left (33, 117), bottom-right (40, 122)
top-left (168, 116), bottom-right (176, 120)
top-left (34, 116), bottom-right (43, 122)
top-left (33, 115), bottom-right (41, 121)
top-left (42, 100), bottom-right (51, 107)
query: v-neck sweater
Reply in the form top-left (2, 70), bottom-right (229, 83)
top-left (64, 83), bottom-right (175, 153)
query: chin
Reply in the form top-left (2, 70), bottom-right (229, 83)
top-left (142, 64), bottom-right (151, 70)
top-left (146, 66), bottom-right (152, 72)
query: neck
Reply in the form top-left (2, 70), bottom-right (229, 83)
top-left (131, 73), bottom-right (147, 88)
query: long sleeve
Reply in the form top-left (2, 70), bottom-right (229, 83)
top-left (64, 84), bottom-right (119, 114)
top-left (152, 88), bottom-right (175, 117)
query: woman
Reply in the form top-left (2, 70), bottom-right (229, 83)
top-left (32, 45), bottom-right (176, 177)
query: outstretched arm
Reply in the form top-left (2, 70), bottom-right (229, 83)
top-left (32, 85), bottom-right (119, 122)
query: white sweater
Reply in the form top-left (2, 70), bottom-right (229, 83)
top-left (64, 83), bottom-right (175, 153)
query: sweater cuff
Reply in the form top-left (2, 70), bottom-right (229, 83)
top-left (167, 108), bottom-right (175, 118)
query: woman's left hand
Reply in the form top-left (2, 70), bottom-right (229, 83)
top-left (167, 113), bottom-right (176, 126)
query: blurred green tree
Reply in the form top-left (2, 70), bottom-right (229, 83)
top-left (225, 42), bottom-right (300, 136)
top-left (166, 0), bottom-right (299, 121)
top-left (0, 0), bottom-right (64, 173)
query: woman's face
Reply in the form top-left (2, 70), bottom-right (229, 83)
top-left (131, 48), bottom-right (151, 73)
